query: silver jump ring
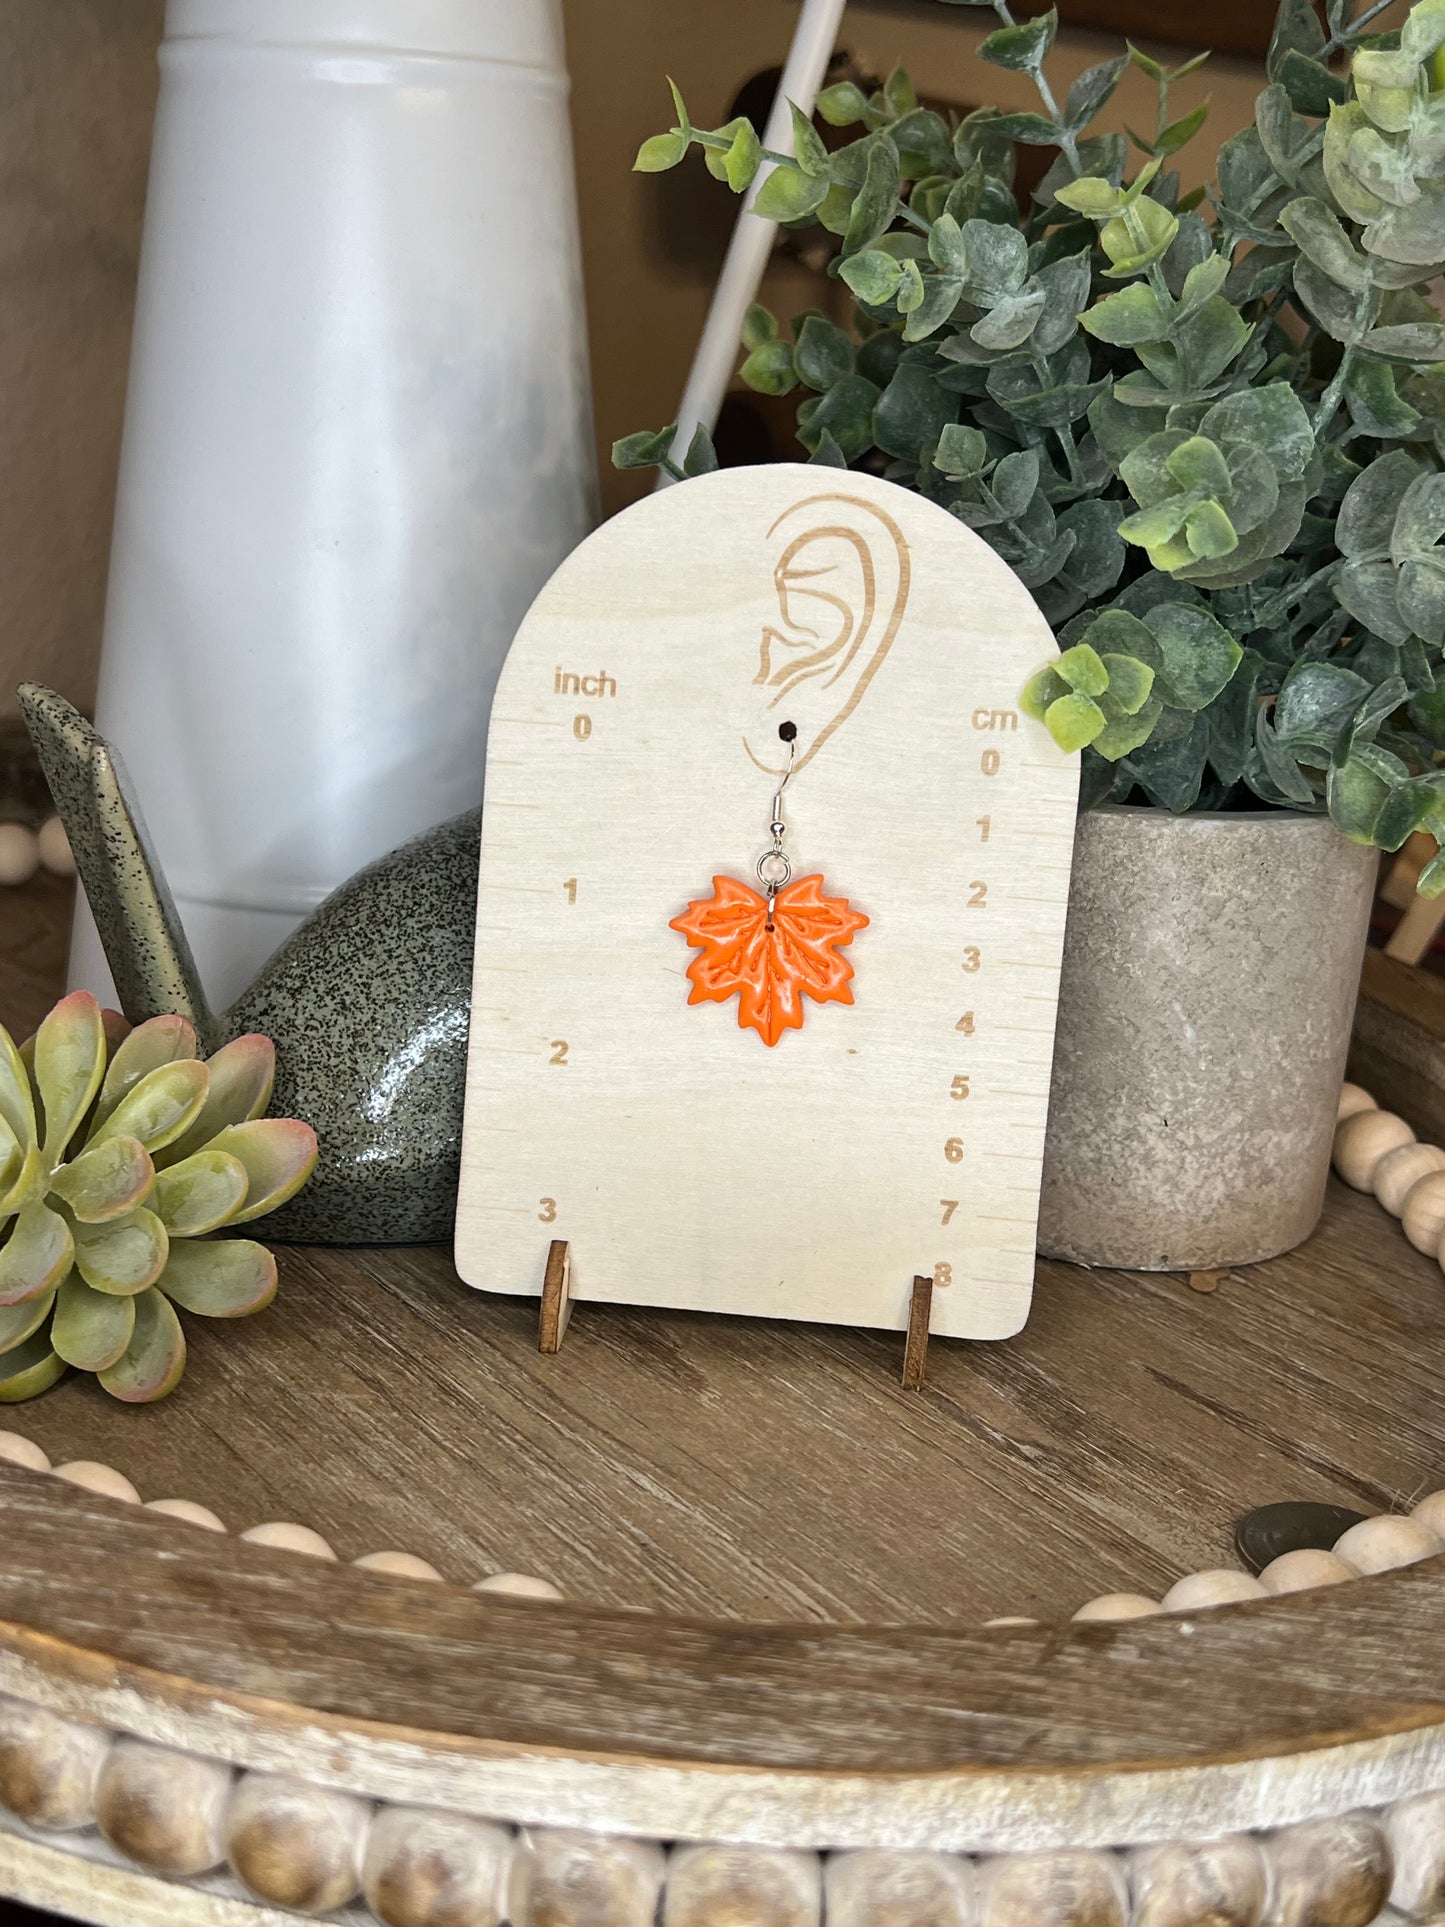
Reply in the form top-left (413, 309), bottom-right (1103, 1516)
top-left (757, 849), bottom-right (792, 890)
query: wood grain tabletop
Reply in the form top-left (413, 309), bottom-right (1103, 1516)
top-left (2, 877), bottom-right (1441, 1629)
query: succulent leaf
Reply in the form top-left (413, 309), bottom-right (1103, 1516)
top-left (0, 1204), bottom-right (74, 1307)
top-left (89, 1059), bottom-right (209, 1156)
top-left (160, 1238), bottom-right (278, 1318)
top-left (72, 1208), bottom-right (169, 1297)
top-left (93, 1014), bottom-right (198, 1131)
top-left (0, 998), bottom-right (307, 1404)
top-left (154, 1034), bottom-right (276, 1169)
top-left (0, 1289), bottom-right (56, 1354)
top-left (48, 1136), bottom-right (155, 1224)
top-left (0, 1024), bottom-right (35, 1154)
top-left (151, 1150), bottom-right (249, 1237)
top-left (33, 992), bottom-right (107, 1162)
top-left (0, 1331), bottom-right (65, 1403)
top-left (98, 1288), bottom-right (186, 1404)
top-left (0, 1145), bottom-right (46, 1221)
top-left (52, 1272), bottom-right (136, 1372)
top-left (206, 1120), bottom-right (319, 1225)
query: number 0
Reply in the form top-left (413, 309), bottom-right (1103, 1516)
top-left (981, 748), bottom-right (1000, 776)
top-left (574, 714), bottom-right (592, 741)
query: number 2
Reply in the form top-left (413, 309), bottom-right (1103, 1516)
top-left (549, 1040), bottom-right (569, 1065)
top-left (968, 880), bottom-right (987, 908)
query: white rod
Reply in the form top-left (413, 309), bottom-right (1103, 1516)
top-left (658, 0), bottom-right (848, 484)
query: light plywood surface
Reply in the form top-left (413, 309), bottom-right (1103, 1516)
top-left (455, 465), bottom-right (1076, 1341)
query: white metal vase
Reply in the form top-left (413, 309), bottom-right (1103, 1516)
top-left (74, 0), bottom-right (596, 1008)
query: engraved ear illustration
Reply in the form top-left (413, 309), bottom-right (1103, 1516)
top-left (743, 492), bottom-right (912, 778)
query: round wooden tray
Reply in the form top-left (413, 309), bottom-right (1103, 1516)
top-left (1, 879), bottom-right (1443, 1927)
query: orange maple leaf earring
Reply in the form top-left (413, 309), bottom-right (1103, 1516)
top-left (670, 722), bottom-right (869, 1046)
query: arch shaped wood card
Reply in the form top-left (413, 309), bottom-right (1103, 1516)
top-left (455, 464), bottom-right (1078, 1341)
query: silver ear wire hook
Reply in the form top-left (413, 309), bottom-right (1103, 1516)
top-left (756, 723), bottom-right (797, 909)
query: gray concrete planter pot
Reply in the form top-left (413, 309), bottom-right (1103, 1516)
top-left (1038, 807), bottom-right (1377, 1270)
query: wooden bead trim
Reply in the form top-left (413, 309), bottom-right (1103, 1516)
top-left (5, 1419), bottom-right (1440, 1634)
top-left (0, 1703), bottom-right (1433, 1927)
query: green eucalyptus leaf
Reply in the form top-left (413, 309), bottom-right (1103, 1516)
top-left (1083, 283), bottom-right (1173, 345)
top-left (612, 425), bottom-right (678, 472)
top-left (1101, 196), bottom-right (1179, 276)
top-left (51, 1271), bottom-right (135, 1372)
top-left (935, 423), bottom-right (990, 479)
top-left (1280, 196), bottom-right (1371, 292)
top-left (634, 131), bottom-right (688, 174)
top-left (1121, 715), bottom-right (1210, 811)
top-left (1365, 322), bottom-right (1445, 360)
top-left (787, 100), bottom-right (829, 176)
top-left (681, 425), bottom-right (719, 478)
top-left (1144, 604), bottom-right (1243, 710)
top-left (160, 1238), bottom-right (278, 1320)
top-left (1337, 449), bottom-right (1424, 558)
top-left (971, 289), bottom-right (1046, 351)
top-left (843, 135), bottom-right (901, 253)
top-left (872, 364), bottom-right (957, 461)
top-left (793, 315), bottom-right (854, 392)
top-left (740, 338), bottom-right (798, 397)
top-left (817, 81), bottom-right (869, 127)
top-left (1327, 753), bottom-right (1393, 841)
top-left (795, 374), bottom-right (881, 461)
top-left (1067, 55), bottom-right (1128, 129)
top-left (723, 119), bottom-right (763, 193)
top-left (753, 163), bottom-right (829, 223)
top-left (1275, 49), bottom-right (1347, 116)
top-left (1102, 654), bottom-right (1155, 715)
top-left (98, 1287), bottom-right (185, 1404)
top-left (1044, 691), bottom-right (1106, 752)
top-left (1335, 559), bottom-right (1413, 644)
top-left (1031, 251), bottom-right (1094, 355)
top-left (1055, 642), bottom-right (1109, 697)
top-left (1346, 361), bottom-right (1422, 437)
top-left (980, 7), bottom-right (1057, 72)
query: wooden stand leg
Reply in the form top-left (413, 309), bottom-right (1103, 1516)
top-left (902, 1275), bottom-right (933, 1390)
top-left (539, 1241), bottom-right (573, 1355)
top-left (1188, 1269), bottom-right (1228, 1294)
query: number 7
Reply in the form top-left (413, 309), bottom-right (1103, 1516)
top-left (941, 1200), bottom-right (958, 1225)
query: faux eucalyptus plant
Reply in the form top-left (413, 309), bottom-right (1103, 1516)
top-left (619, 0), bottom-right (1445, 892)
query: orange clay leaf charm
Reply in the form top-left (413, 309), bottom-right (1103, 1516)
top-left (669, 874), bottom-right (869, 1047)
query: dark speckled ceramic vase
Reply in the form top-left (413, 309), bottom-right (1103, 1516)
top-left (21, 685), bottom-right (478, 1244)
top-left (1038, 806), bottom-right (1377, 1271)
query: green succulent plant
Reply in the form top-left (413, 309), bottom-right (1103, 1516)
top-left (0, 992), bottom-right (316, 1403)
top-left (619, 0), bottom-right (1445, 893)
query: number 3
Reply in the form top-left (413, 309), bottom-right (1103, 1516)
top-left (538, 1198), bottom-right (557, 1223)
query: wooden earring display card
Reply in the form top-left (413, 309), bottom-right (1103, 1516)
top-left (455, 464), bottom-right (1078, 1342)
